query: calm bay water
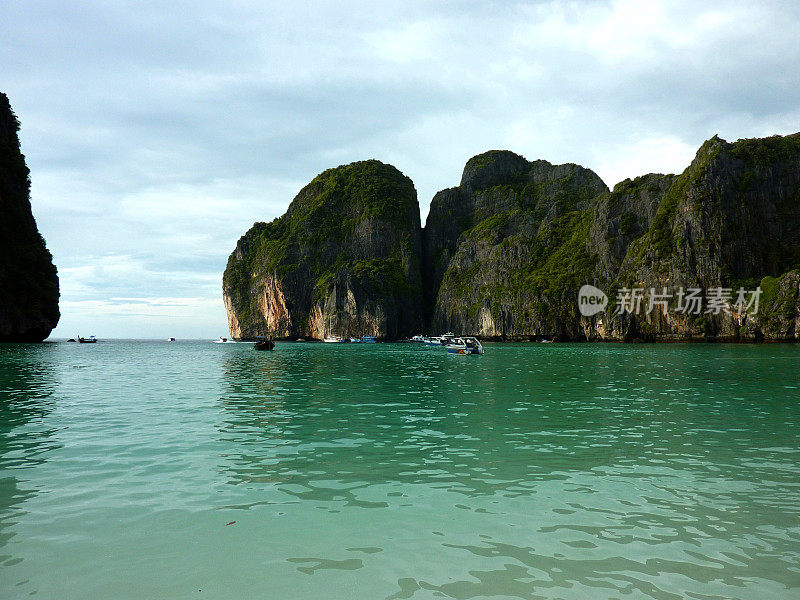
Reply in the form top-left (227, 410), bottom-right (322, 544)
top-left (1, 340), bottom-right (799, 599)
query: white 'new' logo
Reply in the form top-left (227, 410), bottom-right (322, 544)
top-left (578, 285), bottom-right (608, 316)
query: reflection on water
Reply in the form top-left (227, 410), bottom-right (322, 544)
top-left (1, 340), bottom-right (799, 599)
top-left (0, 343), bottom-right (58, 563)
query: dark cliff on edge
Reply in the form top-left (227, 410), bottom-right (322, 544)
top-left (224, 133), bottom-right (800, 342)
top-left (0, 93), bottom-right (60, 342)
top-left (223, 160), bottom-right (423, 340)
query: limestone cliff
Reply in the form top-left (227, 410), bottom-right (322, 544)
top-left (224, 133), bottom-right (800, 342)
top-left (423, 150), bottom-right (608, 338)
top-left (595, 134), bottom-right (800, 341)
top-left (223, 160), bottom-right (423, 340)
top-left (425, 134), bottom-right (800, 341)
top-left (0, 93), bottom-right (59, 342)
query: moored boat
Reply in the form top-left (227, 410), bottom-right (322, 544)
top-left (254, 337), bottom-right (275, 351)
top-left (424, 332), bottom-right (455, 346)
top-left (446, 337), bottom-right (484, 355)
top-left (78, 336), bottom-right (97, 344)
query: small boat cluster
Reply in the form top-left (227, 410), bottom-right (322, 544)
top-left (323, 335), bottom-right (377, 343)
top-left (67, 335), bottom-right (97, 343)
top-left (410, 332), bottom-right (484, 355)
top-left (206, 332), bottom-right (482, 353)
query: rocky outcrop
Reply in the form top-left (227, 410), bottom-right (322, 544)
top-left (0, 93), bottom-right (59, 342)
top-left (224, 133), bottom-right (800, 342)
top-left (423, 150), bottom-right (609, 338)
top-left (601, 134), bottom-right (800, 341)
top-left (425, 134), bottom-right (800, 341)
top-left (223, 160), bottom-right (423, 340)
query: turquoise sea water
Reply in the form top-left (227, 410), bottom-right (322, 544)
top-left (1, 340), bottom-right (799, 599)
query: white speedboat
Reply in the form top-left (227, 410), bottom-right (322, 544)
top-left (213, 337), bottom-right (236, 343)
top-left (446, 337), bottom-right (484, 355)
top-left (323, 336), bottom-right (345, 343)
top-left (425, 332), bottom-right (456, 346)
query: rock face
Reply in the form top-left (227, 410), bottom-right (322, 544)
top-left (0, 93), bottom-right (59, 342)
top-left (223, 160), bottom-right (423, 340)
top-left (587, 135), bottom-right (800, 341)
top-left (225, 133), bottom-right (800, 342)
top-left (425, 134), bottom-right (800, 341)
top-left (423, 150), bottom-right (609, 338)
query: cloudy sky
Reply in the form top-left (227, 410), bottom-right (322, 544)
top-left (3, 0), bottom-right (799, 338)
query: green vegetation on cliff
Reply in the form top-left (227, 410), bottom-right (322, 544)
top-left (514, 210), bottom-right (596, 296)
top-left (728, 133), bottom-right (800, 166)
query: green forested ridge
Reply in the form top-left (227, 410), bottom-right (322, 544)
top-left (225, 133), bottom-right (800, 341)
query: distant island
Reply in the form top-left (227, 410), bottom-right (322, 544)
top-left (0, 93), bottom-right (60, 342)
top-left (226, 133), bottom-right (800, 342)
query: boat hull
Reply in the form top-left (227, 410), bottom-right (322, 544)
top-left (445, 337), bottom-right (484, 355)
top-left (446, 347), bottom-right (468, 354)
top-left (446, 346), bottom-right (482, 355)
